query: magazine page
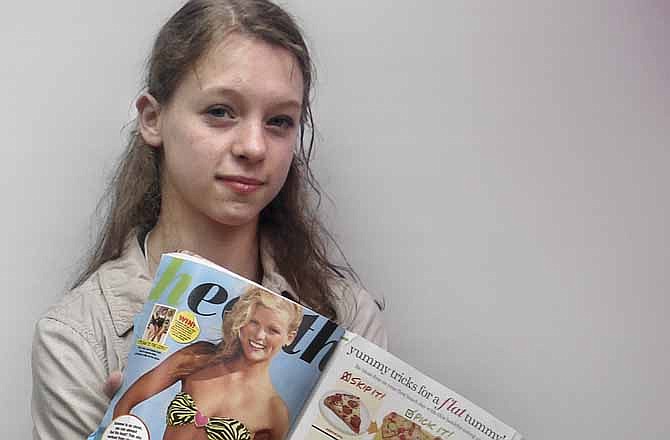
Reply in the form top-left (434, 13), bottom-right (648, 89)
top-left (290, 332), bottom-right (522, 440)
top-left (88, 252), bottom-right (345, 440)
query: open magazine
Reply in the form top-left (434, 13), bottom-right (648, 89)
top-left (89, 253), bottom-right (522, 440)
top-left (290, 333), bottom-right (523, 440)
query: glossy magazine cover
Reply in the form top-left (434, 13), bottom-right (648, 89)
top-left (88, 252), bottom-right (344, 440)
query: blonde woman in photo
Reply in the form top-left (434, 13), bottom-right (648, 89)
top-left (114, 287), bottom-right (303, 440)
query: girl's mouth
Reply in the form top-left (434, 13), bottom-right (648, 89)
top-left (249, 339), bottom-right (265, 350)
top-left (217, 175), bottom-right (264, 194)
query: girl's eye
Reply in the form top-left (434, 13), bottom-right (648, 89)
top-left (207, 106), bottom-right (235, 119)
top-left (267, 116), bottom-right (295, 130)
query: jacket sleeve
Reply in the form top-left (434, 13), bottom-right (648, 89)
top-left (31, 317), bottom-right (109, 440)
top-left (343, 285), bottom-right (389, 350)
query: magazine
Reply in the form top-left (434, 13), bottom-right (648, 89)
top-left (87, 252), bottom-right (345, 440)
top-left (88, 253), bottom-right (522, 440)
top-left (290, 332), bottom-right (523, 440)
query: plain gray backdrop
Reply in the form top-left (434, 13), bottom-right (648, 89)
top-left (2, 1), bottom-right (668, 438)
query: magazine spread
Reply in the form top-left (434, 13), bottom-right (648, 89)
top-left (88, 252), bottom-right (522, 440)
top-left (290, 333), bottom-right (523, 440)
top-left (88, 252), bottom-right (345, 440)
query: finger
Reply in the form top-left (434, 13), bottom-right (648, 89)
top-left (176, 249), bottom-right (200, 257)
top-left (103, 370), bottom-right (123, 398)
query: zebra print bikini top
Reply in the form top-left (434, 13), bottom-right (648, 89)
top-left (166, 391), bottom-right (252, 440)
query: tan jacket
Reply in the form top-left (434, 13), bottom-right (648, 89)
top-left (31, 234), bottom-right (387, 440)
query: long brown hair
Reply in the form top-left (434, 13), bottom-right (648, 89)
top-left (75, 0), bottom-right (357, 320)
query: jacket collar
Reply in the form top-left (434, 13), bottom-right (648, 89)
top-left (99, 232), bottom-right (298, 337)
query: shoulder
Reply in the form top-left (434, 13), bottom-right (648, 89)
top-left (35, 233), bottom-right (152, 368)
top-left (165, 341), bottom-right (219, 378)
top-left (178, 340), bottom-right (217, 357)
top-left (168, 340), bottom-right (217, 365)
top-left (269, 394), bottom-right (289, 415)
top-left (267, 394), bottom-right (290, 429)
top-left (328, 277), bottom-right (388, 349)
top-left (36, 272), bottom-right (114, 363)
top-left (45, 233), bottom-right (149, 326)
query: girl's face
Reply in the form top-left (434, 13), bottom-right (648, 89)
top-left (145, 33), bottom-right (303, 230)
top-left (238, 304), bottom-right (296, 363)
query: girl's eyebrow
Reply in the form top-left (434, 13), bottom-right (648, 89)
top-left (201, 85), bottom-right (302, 112)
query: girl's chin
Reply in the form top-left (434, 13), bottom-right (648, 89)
top-left (207, 202), bottom-right (265, 227)
top-left (243, 348), bottom-right (268, 361)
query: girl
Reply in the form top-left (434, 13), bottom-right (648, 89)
top-left (31, 1), bottom-right (386, 439)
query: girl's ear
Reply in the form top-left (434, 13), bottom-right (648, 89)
top-left (285, 330), bottom-right (297, 347)
top-left (136, 93), bottom-right (163, 147)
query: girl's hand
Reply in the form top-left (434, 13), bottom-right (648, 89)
top-left (103, 371), bottom-right (123, 398)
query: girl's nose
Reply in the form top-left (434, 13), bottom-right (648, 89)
top-left (232, 120), bottom-right (267, 162)
top-left (253, 326), bottom-right (266, 340)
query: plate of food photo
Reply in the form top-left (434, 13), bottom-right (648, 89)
top-left (375, 411), bottom-right (443, 440)
top-left (319, 391), bottom-right (371, 437)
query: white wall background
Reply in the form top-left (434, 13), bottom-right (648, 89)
top-left (2, 1), bottom-right (667, 439)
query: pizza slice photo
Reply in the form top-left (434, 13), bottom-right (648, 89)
top-left (321, 392), bottom-right (365, 435)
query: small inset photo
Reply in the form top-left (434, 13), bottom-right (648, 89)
top-left (319, 391), bottom-right (370, 436)
top-left (375, 411), bottom-right (443, 440)
top-left (142, 304), bottom-right (177, 345)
